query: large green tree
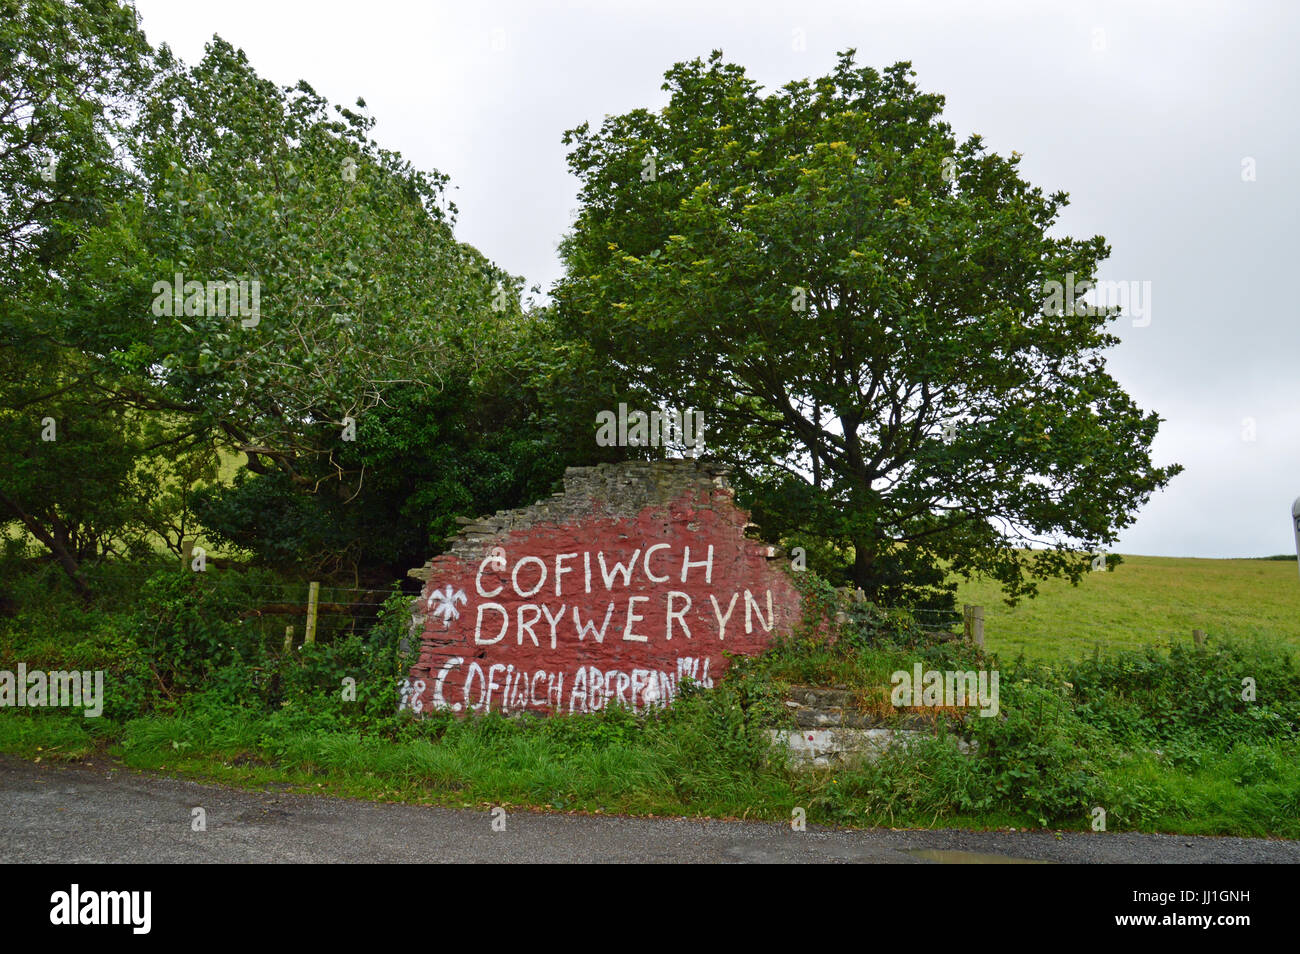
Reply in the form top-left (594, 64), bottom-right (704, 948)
top-left (0, 0), bottom-right (154, 594)
top-left (555, 51), bottom-right (1181, 608)
top-left (64, 37), bottom-right (521, 487)
top-left (91, 38), bottom-right (577, 581)
top-left (4, 18), bottom-right (549, 589)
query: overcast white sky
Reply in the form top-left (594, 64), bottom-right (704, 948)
top-left (132, 0), bottom-right (1300, 559)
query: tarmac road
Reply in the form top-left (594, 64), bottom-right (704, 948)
top-left (2, 755), bottom-right (1297, 863)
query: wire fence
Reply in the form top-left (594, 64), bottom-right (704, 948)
top-left (896, 607), bottom-right (965, 631)
top-left (22, 561), bottom-right (1218, 661)
top-left (22, 559), bottom-right (418, 648)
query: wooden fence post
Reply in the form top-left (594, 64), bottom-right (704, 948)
top-left (305, 582), bottom-right (320, 645)
top-left (964, 604), bottom-right (985, 649)
top-left (1193, 628), bottom-right (1206, 647)
top-left (283, 625), bottom-right (294, 653)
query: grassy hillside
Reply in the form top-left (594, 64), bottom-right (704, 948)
top-left (953, 554), bottom-right (1300, 663)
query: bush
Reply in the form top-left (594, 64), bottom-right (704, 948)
top-left (130, 571), bottom-right (267, 701)
top-left (1064, 640), bottom-right (1300, 747)
top-left (965, 678), bottom-right (1107, 826)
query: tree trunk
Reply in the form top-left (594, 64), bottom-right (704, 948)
top-left (811, 402), bottom-right (821, 490)
top-left (852, 533), bottom-right (875, 594)
top-left (0, 489), bottom-right (93, 600)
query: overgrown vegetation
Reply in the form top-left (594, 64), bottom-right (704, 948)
top-left (2, 562), bottom-right (1296, 837)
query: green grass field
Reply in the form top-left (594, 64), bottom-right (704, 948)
top-left (953, 554), bottom-right (1300, 663)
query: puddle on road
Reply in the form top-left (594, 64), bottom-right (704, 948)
top-left (903, 848), bottom-right (1051, 864)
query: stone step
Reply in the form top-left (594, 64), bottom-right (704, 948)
top-left (790, 707), bottom-right (934, 731)
top-left (771, 727), bottom-right (974, 769)
top-left (780, 684), bottom-right (962, 760)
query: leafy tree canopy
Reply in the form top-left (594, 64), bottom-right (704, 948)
top-left (554, 50), bottom-right (1181, 607)
top-left (63, 36), bottom-right (523, 485)
top-left (0, 0), bottom-right (154, 594)
top-left (3, 10), bottom-right (553, 588)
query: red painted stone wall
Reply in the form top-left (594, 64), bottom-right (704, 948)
top-left (403, 460), bottom-right (801, 716)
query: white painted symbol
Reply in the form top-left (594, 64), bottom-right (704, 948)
top-left (427, 585), bottom-right (468, 627)
top-left (400, 677), bottom-right (427, 713)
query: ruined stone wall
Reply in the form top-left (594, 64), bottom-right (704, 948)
top-left (403, 459), bottom-right (801, 716)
